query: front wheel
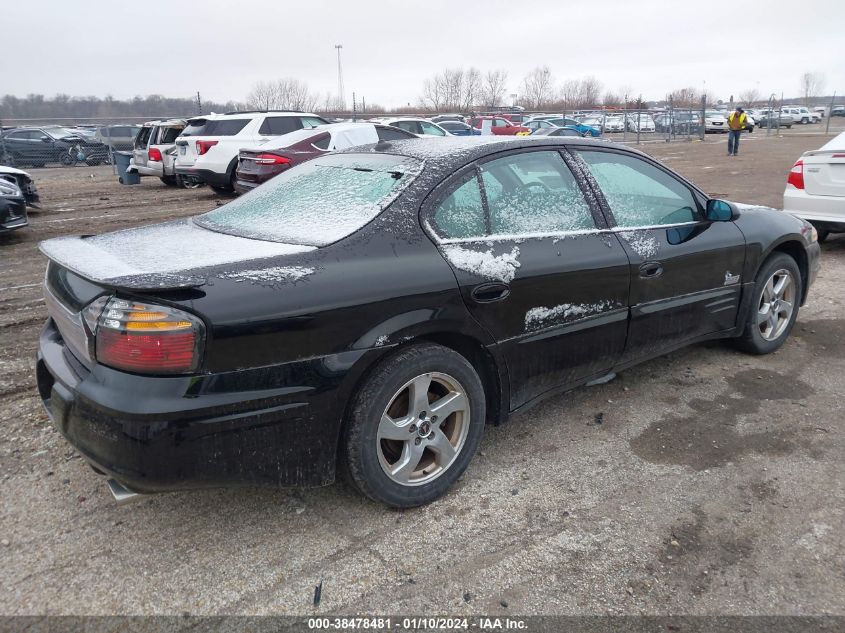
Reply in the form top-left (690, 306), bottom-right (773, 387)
top-left (342, 343), bottom-right (486, 507)
top-left (735, 253), bottom-right (802, 355)
top-left (59, 153), bottom-right (73, 166)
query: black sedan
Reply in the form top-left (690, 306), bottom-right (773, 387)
top-left (0, 127), bottom-right (109, 167)
top-left (37, 136), bottom-right (820, 507)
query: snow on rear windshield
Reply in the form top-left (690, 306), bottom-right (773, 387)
top-left (196, 153), bottom-right (423, 246)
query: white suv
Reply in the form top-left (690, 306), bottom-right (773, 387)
top-left (174, 111), bottom-right (329, 192)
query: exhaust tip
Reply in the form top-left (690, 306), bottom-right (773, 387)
top-left (106, 478), bottom-right (143, 505)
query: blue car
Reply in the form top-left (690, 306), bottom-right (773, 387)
top-left (437, 120), bottom-right (481, 136)
top-left (523, 117), bottom-right (601, 138)
top-left (546, 117), bottom-right (602, 137)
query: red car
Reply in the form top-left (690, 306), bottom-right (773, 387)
top-left (234, 122), bottom-right (416, 194)
top-left (466, 116), bottom-right (529, 135)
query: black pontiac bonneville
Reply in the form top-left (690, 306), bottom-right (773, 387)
top-left (37, 136), bottom-right (820, 507)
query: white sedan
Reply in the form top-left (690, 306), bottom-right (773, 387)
top-left (377, 118), bottom-right (452, 137)
top-left (783, 131), bottom-right (845, 241)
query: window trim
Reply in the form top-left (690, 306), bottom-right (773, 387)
top-left (423, 146), bottom-right (605, 242)
top-left (566, 146), bottom-right (709, 230)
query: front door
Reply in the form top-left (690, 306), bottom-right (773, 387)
top-left (427, 148), bottom-right (631, 409)
top-left (573, 147), bottom-right (746, 363)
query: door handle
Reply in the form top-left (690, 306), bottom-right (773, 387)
top-left (470, 282), bottom-right (510, 303)
top-left (639, 261), bottom-right (663, 279)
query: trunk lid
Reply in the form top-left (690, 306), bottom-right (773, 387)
top-left (39, 219), bottom-right (315, 290)
top-left (802, 150), bottom-right (845, 197)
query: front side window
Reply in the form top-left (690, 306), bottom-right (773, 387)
top-left (480, 151), bottom-right (595, 235)
top-left (197, 153), bottom-right (422, 246)
top-left (420, 121), bottom-right (446, 136)
top-left (578, 150), bottom-right (699, 227)
top-left (392, 121), bottom-right (420, 134)
top-left (300, 116), bottom-right (328, 128)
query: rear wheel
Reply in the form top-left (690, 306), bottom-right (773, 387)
top-left (59, 153), bottom-right (73, 166)
top-left (736, 253), bottom-right (802, 355)
top-left (342, 343), bottom-right (486, 507)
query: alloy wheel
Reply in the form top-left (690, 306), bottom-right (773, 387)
top-left (757, 268), bottom-right (796, 341)
top-left (377, 372), bottom-right (470, 486)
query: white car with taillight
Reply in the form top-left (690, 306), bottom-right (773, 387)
top-left (174, 111), bottom-right (329, 193)
top-left (783, 131), bottom-right (845, 241)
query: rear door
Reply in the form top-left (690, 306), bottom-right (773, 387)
top-left (802, 151), bottom-right (845, 198)
top-left (573, 147), bottom-right (746, 363)
top-left (132, 125), bottom-right (153, 170)
top-left (427, 148), bottom-right (631, 409)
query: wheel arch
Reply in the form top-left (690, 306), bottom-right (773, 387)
top-left (763, 238), bottom-right (810, 305)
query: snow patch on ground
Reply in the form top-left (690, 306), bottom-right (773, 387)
top-left (217, 266), bottom-right (315, 284)
top-left (618, 230), bottom-right (659, 259)
top-left (525, 300), bottom-right (620, 331)
top-left (441, 245), bottom-right (521, 283)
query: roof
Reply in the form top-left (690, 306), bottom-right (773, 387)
top-left (338, 136), bottom-right (619, 176)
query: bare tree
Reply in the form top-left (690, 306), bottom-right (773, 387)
top-left (668, 87), bottom-right (697, 108)
top-left (559, 79), bottom-right (581, 112)
top-left (246, 78), bottom-right (318, 111)
top-left (738, 88), bottom-right (760, 107)
top-left (800, 72), bottom-right (825, 106)
top-left (521, 66), bottom-right (554, 110)
top-left (482, 70), bottom-right (508, 109)
top-left (461, 68), bottom-right (482, 111)
top-left (602, 91), bottom-right (621, 108)
top-left (578, 76), bottom-right (603, 109)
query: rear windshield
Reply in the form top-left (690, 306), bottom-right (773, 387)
top-left (181, 118), bottom-right (249, 136)
top-left (196, 153), bottom-right (423, 246)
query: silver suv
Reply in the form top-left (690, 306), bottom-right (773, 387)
top-left (130, 120), bottom-right (187, 186)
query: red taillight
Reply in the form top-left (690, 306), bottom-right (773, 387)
top-left (92, 298), bottom-right (203, 374)
top-left (196, 140), bottom-right (218, 156)
top-left (787, 159), bottom-right (804, 189)
top-left (148, 148), bottom-right (163, 162)
top-left (254, 153), bottom-right (291, 166)
top-left (97, 329), bottom-right (196, 373)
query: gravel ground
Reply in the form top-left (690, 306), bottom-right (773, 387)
top-left (1, 128), bottom-right (843, 616)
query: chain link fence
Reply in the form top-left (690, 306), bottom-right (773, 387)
top-left (0, 116), bottom-right (164, 170)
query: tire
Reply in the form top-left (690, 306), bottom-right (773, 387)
top-left (160, 175), bottom-right (178, 186)
top-left (342, 343), bottom-right (486, 508)
top-left (735, 253), bottom-right (802, 355)
top-left (59, 153), bottom-right (73, 166)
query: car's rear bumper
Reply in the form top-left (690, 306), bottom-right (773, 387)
top-left (784, 187), bottom-right (845, 228)
top-left (174, 167), bottom-right (229, 187)
top-left (36, 319), bottom-right (352, 493)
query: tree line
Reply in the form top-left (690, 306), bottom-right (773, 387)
top-left (0, 70), bottom-right (831, 122)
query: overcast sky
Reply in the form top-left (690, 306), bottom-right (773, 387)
top-left (2, 0), bottom-right (843, 108)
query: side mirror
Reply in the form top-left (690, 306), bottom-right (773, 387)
top-left (706, 199), bottom-right (736, 222)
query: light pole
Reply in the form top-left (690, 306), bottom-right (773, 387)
top-left (334, 44), bottom-right (345, 111)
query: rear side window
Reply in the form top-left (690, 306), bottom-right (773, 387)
top-left (197, 153), bottom-right (422, 246)
top-left (376, 126), bottom-right (414, 141)
top-left (134, 127), bottom-right (153, 148)
top-left (578, 150), bottom-right (699, 227)
top-left (205, 119), bottom-right (249, 136)
top-left (434, 173), bottom-right (486, 239)
top-left (259, 117), bottom-right (301, 135)
top-left (156, 127), bottom-right (183, 144)
top-left (181, 119), bottom-right (209, 136)
top-left (311, 134), bottom-right (331, 150)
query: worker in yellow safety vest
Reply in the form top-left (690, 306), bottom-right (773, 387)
top-left (727, 107), bottom-right (747, 156)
